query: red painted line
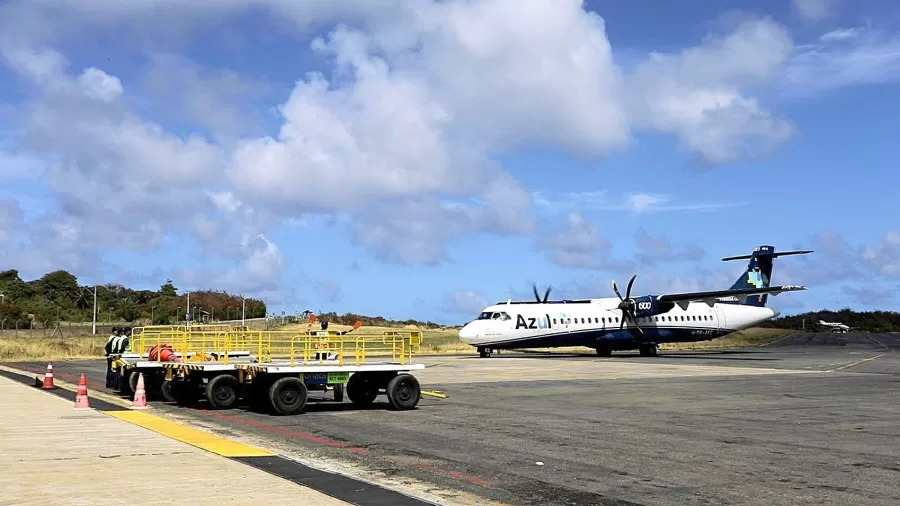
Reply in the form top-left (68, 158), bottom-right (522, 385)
top-left (415, 464), bottom-right (493, 486)
top-left (192, 409), bottom-right (369, 454)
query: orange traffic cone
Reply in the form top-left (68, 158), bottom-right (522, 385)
top-left (43, 362), bottom-right (56, 389)
top-left (131, 372), bottom-right (147, 409)
top-left (74, 373), bottom-right (90, 409)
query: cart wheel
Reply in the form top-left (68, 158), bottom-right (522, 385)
top-left (346, 373), bottom-right (378, 407)
top-left (160, 380), bottom-right (175, 402)
top-left (171, 379), bottom-right (197, 404)
top-left (268, 377), bottom-right (308, 415)
top-left (121, 370), bottom-right (139, 396)
top-left (333, 383), bottom-right (344, 402)
top-left (386, 373), bottom-right (421, 410)
top-left (206, 374), bottom-right (240, 409)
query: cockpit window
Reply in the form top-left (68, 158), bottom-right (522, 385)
top-left (477, 311), bottom-right (512, 321)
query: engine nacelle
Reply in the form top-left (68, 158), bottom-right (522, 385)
top-left (632, 295), bottom-right (675, 318)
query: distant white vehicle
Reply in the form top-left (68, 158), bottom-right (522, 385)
top-left (818, 320), bottom-right (851, 333)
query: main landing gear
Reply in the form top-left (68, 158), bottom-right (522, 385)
top-left (638, 343), bottom-right (658, 357)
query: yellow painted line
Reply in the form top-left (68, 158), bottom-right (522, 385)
top-left (833, 353), bottom-right (887, 371)
top-left (106, 410), bottom-right (275, 457)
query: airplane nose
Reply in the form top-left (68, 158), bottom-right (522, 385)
top-left (458, 324), bottom-right (478, 342)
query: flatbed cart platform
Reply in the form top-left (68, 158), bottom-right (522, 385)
top-left (110, 326), bottom-right (438, 415)
top-left (114, 357), bottom-right (427, 415)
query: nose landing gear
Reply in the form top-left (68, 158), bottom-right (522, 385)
top-left (477, 346), bottom-right (493, 358)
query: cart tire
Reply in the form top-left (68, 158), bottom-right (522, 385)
top-left (268, 377), bottom-right (308, 415)
top-left (160, 380), bottom-right (175, 403)
top-left (206, 374), bottom-right (240, 410)
top-left (346, 373), bottom-right (378, 407)
top-left (121, 370), bottom-right (139, 396)
top-left (386, 373), bottom-right (421, 410)
top-left (333, 383), bottom-right (344, 402)
top-left (171, 379), bottom-right (197, 404)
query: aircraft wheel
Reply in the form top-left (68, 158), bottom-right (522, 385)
top-left (639, 344), bottom-right (658, 357)
top-left (478, 347), bottom-right (492, 358)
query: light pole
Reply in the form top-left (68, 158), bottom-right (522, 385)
top-left (241, 296), bottom-right (246, 325)
top-left (91, 285), bottom-right (97, 335)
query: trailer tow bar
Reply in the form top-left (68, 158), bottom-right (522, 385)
top-left (420, 389), bottom-right (447, 399)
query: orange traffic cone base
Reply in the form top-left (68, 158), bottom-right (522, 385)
top-left (131, 372), bottom-right (148, 409)
top-left (74, 373), bottom-right (90, 409)
top-left (42, 362), bottom-right (57, 389)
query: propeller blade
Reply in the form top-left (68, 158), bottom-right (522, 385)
top-left (625, 274), bottom-right (636, 300)
top-left (543, 286), bottom-right (552, 303)
top-left (533, 283), bottom-right (541, 302)
top-left (612, 279), bottom-right (623, 301)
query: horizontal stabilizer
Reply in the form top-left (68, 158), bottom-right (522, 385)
top-left (658, 284), bottom-right (807, 306)
top-left (722, 249), bottom-right (813, 261)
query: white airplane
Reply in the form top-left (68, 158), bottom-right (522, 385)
top-left (818, 320), bottom-right (851, 333)
top-left (458, 245), bottom-right (812, 357)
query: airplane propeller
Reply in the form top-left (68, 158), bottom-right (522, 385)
top-left (532, 283), bottom-right (552, 303)
top-left (611, 274), bottom-right (644, 335)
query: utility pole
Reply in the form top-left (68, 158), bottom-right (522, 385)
top-left (186, 291), bottom-right (191, 327)
top-left (92, 285), bottom-right (97, 335)
top-left (241, 295), bottom-right (246, 325)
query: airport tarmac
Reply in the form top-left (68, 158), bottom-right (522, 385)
top-left (5, 332), bottom-right (900, 506)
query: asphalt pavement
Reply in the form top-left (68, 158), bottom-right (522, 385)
top-left (7, 332), bottom-right (899, 506)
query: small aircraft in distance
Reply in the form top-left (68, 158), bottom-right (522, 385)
top-left (458, 245), bottom-right (812, 357)
top-left (818, 320), bottom-right (851, 333)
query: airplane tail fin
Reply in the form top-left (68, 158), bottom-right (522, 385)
top-left (721, 245), bottom-right (812, 307)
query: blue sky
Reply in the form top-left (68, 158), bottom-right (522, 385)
top-left (1, 0), bottom-right (898, 324)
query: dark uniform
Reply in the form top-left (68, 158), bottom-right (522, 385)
top-left (105, 327), bottom-right (119, 387)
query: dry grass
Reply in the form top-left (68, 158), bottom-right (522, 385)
top-left (0, 324), bottom-right (794, 361)
top-left (279, 322), bottom-right (470, 353)
top-left (658, 327), bottom-right (794, 350)
top-left (0, 336), bottom-right (107, 361)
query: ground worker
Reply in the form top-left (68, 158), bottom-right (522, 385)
top-left (117, 327), bottom-right (131, 354)
top-left (105, 327), bottom-right (119, 388)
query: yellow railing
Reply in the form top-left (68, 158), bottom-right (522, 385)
top-left (126, 328), bottom-right (422, 366)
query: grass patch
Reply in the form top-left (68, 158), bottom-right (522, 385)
top-left (279, 322), bottom-right (470, 354)
top-left (0, 336), bottom-right (107, 361)
top-left (659, 327), bottom-right (795, 350)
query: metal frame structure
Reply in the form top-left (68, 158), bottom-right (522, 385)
top-left (109, 325), bottom-right (433, 415)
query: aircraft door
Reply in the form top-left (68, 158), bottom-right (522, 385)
top-left (713, 307), bottom-right (726, 330)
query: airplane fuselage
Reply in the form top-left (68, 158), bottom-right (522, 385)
top-left (458, 296), bottom-right (779, 352)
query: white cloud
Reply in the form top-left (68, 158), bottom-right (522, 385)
top-left (5, 0), bottom-right (893, 304)
top-left (861, 231), bottom-right (900, 277)
top-left (78, 67), bottom-right (123, 102)
top-left (537, 212), bottom-right (634, 271)
top-left (627, 194), bottom-right (668, 212)
top-left (782, 26), bottom-right (900, 96)
top-left (535, 190), bottom-right (745, 214)
top-left (139, 53), bottom-right (271, 139)
top-left (792, 0), bottom-right (836, 23)
top-left (443, 290), bottom-right (490, 315)
top-left (635, 230), bottom-right (705, 265)
top-left (626, 18), bottom-right (796, 164)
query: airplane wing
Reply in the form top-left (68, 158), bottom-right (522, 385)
top-left (657, 285), bottom-right (807, 308)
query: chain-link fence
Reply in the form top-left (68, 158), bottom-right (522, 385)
top-left (0, 315), bottom-right (302, 339)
